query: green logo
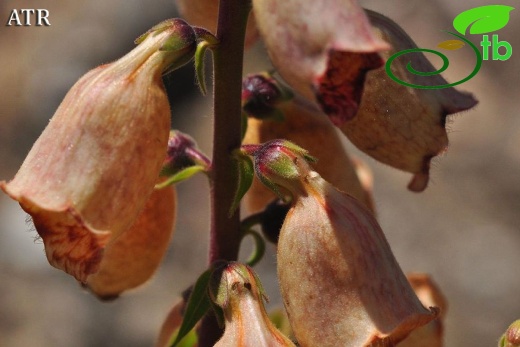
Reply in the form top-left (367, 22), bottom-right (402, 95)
top-left (386, 5), bottom-right (515, 89)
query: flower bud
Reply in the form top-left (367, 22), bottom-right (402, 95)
top-left (85, 185), bottom-right (176, 300)
top-left (338, 11), bottom-right (478, 192)
top-left (250, 142), bottom-right (438, 346)
top-left (1, 19), bottom-right (195, 282)
top-left (252, 0), bottom-right (389, 123)
top-left (500, 320), bottom-right (520, 347)
top-left (242, 81), bottom-right (374, 214)
top-left (162, 130), bottom-right (210, 176)
top-left (210, 262), bottom-right (295, 347)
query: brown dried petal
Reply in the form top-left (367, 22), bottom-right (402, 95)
top-left (243, 97), bottom-right (374, 214)
top-left (175, 0), bottom-right (258, 47)
top-left (252, 0), bottom-right (389, 122)
top-left (86, 186), bottom-right (176, 299)
top-left (339, 11), bottom-right (478, 192)
top-left (0, 26), bottom-right (180, 282)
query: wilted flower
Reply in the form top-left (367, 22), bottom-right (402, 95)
top-left (252, 0), bottom-right (389, 124)
top-left (242, 74), bottom-right (375, 214)
top-left (248, 140), bottom-right (438, 346)
top-left (1, 19), bottom-right (196, 282)
top-left (210, 262), bottom-right (296, 347)
top-left (338, 11), bottom-right (478, 191)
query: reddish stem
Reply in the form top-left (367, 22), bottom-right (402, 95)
top-left (197, 1), bottom-right (251, 346)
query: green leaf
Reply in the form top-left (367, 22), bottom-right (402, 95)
top-left (228, 155), bottom-right (254, 217)
top-left (170, 270), bottom-right (212, 347)
top-left (167, 329), bottom-right (198, 347)
top-left (155, 165), bottom-right (206, 189)
top-left (453, 5), bottom-right (515, 35)
top-left (437, 39), bottom-right (465, 50)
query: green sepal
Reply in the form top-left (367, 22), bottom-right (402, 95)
top-left (135, 19), bottom-right (175, 44)
top-left (169, 269), bottom-right (213, 347)
top-left (257, 170), bottom-right (284, 200)
top-left (228, 155), bottom-right (254, 217)
top-left (193, 27), bottom-right (219, 46)
top-left (195, 41), bottom-right (211, 95)
top-left (160, 35), bottom-right (193, 52)
top-left (156, 165), bottom-right (206, 189)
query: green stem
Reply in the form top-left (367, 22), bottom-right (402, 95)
top-left (198, 1), bottom-right (251, 346)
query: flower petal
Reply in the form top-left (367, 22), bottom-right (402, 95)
top-left (243, 96), bottom-right (374, 214)
top-left (85, 186), bottom-right (176, 299)
top-left (1, 20), bottom-right (193, 281)
top-left (338, 11), bottom-right (478, 191)
top-left (252, 0), bottom-right (389, 121)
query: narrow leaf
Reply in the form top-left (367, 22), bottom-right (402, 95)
top-left (155, 165), bottom-right (206, 189)
top-left (453, 5), bottom-right (515, 35)
top-left (170, 270), bottom-right (212, 347)
top-left (437, 39), bottom-right (465, 50)
top-left (228, 156), bottom-right (254, 217)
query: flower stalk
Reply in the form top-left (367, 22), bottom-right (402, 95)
top-left (199, 0), bottom-right (252, 345)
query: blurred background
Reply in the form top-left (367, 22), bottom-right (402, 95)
top-left (1, 0), bottom-right (519, 346)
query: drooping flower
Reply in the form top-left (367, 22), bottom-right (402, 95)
top-left (338, 10), bottom-right (478, 191)
top-left (248, 140), bottom-right (438, 346)
top-left (0, 19), bottom-right (196, 283)
top-left (241, 73), bottom-right (375, 214)
top-left (251, 0), bottom-right (389, 124)
top-left (210, 262), bottom-right (296, 347)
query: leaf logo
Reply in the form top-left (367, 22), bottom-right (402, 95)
top-left (453, 5), bottom-right (515, 35)
top-left (437, 39), bottom-right (465, 50)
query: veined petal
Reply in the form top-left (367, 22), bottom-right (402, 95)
top-left (85, 186), bottom-right (176, 299)
top-left (1, 19), bottom-right (195, 282)
top-left (252, 0), bottom-right (389, 122)
top-left (339, 11), bottom-right (478, 191)
top-left (248, 142), bottom-right (438, 346)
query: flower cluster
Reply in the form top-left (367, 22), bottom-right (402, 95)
top-left (2, 0), bottom-right (481, 346)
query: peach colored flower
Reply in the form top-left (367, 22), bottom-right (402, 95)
top-left (249, 141), bottom-right (438, 346)
top-left (85, 185), bottom-right (176, 299)
top-left (211, 262), bottom-right (296, 347)
top-left (1, 19), bottom-right (195, 283)
top-left (252, 0), bottom-right (389, 124)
